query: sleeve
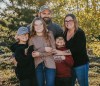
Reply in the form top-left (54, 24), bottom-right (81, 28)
top-left (64, 55), bottom-right (74, 67)
top-left (10, 42), bottom-right (18, 52)
top-left (10, 42), bottom-right (18, 58)
top-left (15, 47), bottom-right (32, 67)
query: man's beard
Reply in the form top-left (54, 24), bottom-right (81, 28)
top-left (42, 17), bottom-right (51, 24)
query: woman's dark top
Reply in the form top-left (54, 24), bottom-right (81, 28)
top-left (64, 28), bottom-right (89, 67)
top-left (10, 43), bottom-right (36, 80)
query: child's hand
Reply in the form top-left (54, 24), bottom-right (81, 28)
top-left (54, 50), bottom-right (64, 55)
top-left (25, 48), bottom-right (28, 55)
top-left (45, 47), bottom-right (53, 53)
top-left (54, 55), bottom-right (63, 63)
top-left (65, 49), bottom-right (71, 53)
top-left (12, 58), bottom-right (17, 66)
top-left (32, 51), bottom-right (40, 57)
top-left (60, 56), bottom-right (65, 60)
top-left (52, 49), bottom-right (57, 54)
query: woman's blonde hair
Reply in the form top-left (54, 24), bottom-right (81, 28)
top-left (30, 17), bottom-right (51, 41)
top-left (64, 14), bottom-right (78, 32)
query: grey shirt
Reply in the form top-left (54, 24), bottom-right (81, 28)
top-left (47, 21), bottom-right (63, 39)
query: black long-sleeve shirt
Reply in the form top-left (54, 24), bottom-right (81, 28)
top-left (10, 43), bottom-right (36, 80)
top-left (64, 28), bottom-right (89, 67)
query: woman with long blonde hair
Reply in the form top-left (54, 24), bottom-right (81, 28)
top-left (29, 17), bottom-right (56, 86)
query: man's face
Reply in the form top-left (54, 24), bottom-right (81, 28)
top-left (39, 9), bottom-right (52, 24)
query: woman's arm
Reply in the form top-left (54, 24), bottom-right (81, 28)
top-left (54, 49), bottom-right (71, 55)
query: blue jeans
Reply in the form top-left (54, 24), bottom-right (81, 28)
top-left (36, 62), bottom-right (56, 86)
top-left (72, 63), bottom-right (89, 86)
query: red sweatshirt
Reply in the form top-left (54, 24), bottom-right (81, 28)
top-left (55, 47), bottom-right (74, 78)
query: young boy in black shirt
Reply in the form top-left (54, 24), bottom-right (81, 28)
top-left (10, 27), bottom-right (37, 86)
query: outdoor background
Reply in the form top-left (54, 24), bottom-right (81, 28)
top-left (0, 0), bottom-right (100, 86)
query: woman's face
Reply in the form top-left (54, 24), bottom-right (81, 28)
top-left (65, 16), bottom-right (75, 30)
top-left (34, 20), bottom-right (44, 33)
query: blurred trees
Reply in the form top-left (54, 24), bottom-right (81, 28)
top-left (0, 0), bottom-right (100, 41)
top-left (0, 1), bottom-right (100, 85)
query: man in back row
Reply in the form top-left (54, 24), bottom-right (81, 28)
top-left (36, 5), bottom-right (63, 38)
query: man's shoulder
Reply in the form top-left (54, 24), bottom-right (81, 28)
top-left (51, 22), bottom-right (61, 27)
top-left (50, 22), bottom-right (63, 31)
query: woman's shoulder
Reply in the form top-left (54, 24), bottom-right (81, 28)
top-left (77, 28), bottom-right (84, 33)
top-left (76, 28), bottom-right (85, 35)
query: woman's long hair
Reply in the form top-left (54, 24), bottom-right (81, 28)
top-left (64, 14), bottom-right (78, 32)
top-left (30, 17), bottom-right (52, 45)
top-left (30, 17), bottom-right (49, 40)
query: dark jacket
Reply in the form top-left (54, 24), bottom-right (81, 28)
top-left (64, 28), bottom-right (89, 67)
top-left (10, 43), bottom-right (36, 80)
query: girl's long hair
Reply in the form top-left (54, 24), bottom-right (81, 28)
top-left (30, 17), bottom-right (52, 45)
top-left (30, 17), bottom-right (50, 40)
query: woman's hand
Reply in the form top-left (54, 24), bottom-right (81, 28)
top-left (45, 47), bottom-right (53, 53)
top-left (32, 51), bottom-right (40, 57)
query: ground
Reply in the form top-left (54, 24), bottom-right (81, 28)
top-left (0, 53), bottom-right (100, 86)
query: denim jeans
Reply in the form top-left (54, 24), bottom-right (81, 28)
top-left (72, 63), bottom-right (89, 86)
top-left (36, 62), bottom-right (56, 86)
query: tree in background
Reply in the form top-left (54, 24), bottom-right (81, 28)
top-left (0, 0), bottom-right (100, 53)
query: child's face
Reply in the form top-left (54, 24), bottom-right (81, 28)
top-left (18, 33), bottom-right (29, 42)
top-left (56, 37), bottom-right (65, 47)
top-left (34, 20), bottom-right (44, 33)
